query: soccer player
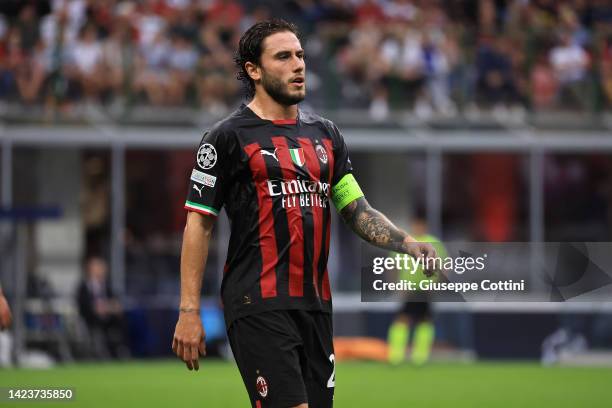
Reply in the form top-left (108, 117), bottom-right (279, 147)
top-left (0, 283), bottom-right (12, 330)
top-left (172, 19), bottom-right (436, 408)
top-left (387, 215), bottom-right (446, 366)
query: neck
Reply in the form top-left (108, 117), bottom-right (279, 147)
top-left (247, 93), bottom-right (298, 121)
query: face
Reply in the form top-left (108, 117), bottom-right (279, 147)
top-left (87, 258), bottom-right (107, 281)
top-left (248, 31), bottom-right (306, 106)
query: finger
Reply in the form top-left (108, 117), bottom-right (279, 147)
top-left (424, 246), bottom-right (436, 259)
top-left (198, 339), bottom-right (206, 357)
top-left (193, 357), bottom-right (199, 371)
top-left (177, 342), bottom-right (184, 359)
top-left (183, 345), bottom-right (193, 370)
top-left (191, 345), bottom-right (199, 371)
top-left (172, 337), bottom-right (178, 353)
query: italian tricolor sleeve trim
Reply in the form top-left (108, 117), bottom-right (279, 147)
top-left (184, 201), bottom-right (220, 216)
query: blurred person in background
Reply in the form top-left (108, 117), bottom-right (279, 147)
top-left (167, 32), bottom-right (198, 105)
top-left (0, 283), bottom-right (12, 330)
top-left (549, 31), bottom-right (590, 110)
top-left (66, 23), bottom-right (105, 103)
top-left (600, 35), bottom-right (612, 110)
top-left (77, 255), bottom-right (129, 359)
top-left (133, 30), bottom-right (171, 105)
top-left (134, 0), bottom-right (167, 49)
top-left (530, 52), bottom-right (558, 110)
top-left (2, 27), bottom-right (28, 101)
top-left (196, 23), bottom-right (239, 113)
top-left (100, 15), bottom-right (132, 108)
top-left (417, 28), bottom-right (458, 117)
top-left (475, 36), bottom-right (522, 113)
top-left (337, 20), bottom-right (385, 110)
top-left (387, 214), bottom-right (446, 366)
top-left (205, 0), bottom-right (244, 32)
top-left (0, 282), bottom-right (12, 367)
top-left (380, 22), bottom-right (426, 111)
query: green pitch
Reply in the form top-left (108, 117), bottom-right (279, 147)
top-left (1, 360), bottom-right (612, 407)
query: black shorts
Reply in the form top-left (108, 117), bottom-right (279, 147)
top-left (227, 309), bottom-right (335, 408)
top-left (400, 301), bottom-right (431, 321)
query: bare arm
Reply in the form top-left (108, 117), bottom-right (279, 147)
top-left (172, 211), bottom-right (215, 371)
top-left (340, 197), bottom-right (437, 274)
top-left (0, 284), bottom-right (12, 330)
top-left (179, 211), bottom-right (214, 311)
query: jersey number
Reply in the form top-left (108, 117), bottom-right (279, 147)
top-left (327, 353), bottom-right (335, 388)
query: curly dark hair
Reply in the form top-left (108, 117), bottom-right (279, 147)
top-left (235, 19), bottom-right (300, 99)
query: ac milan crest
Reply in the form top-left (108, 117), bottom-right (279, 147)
top-left (256, 376), bottom-right (268, 398)
top-left (316, 144), bottom-right (328, 164)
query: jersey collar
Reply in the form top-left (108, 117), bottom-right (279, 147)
top-left (241, 103), bottom-right (300, 127)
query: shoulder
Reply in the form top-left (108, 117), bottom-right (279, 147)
top-left (199, 108), bottom-right (248, 149)
top-left (208, 108), bottom-right (244, 137)
top-left (300, 109), bottom-right (341, 139)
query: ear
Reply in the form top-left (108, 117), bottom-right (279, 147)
top-left (245, 61), bottom-right (261, 82)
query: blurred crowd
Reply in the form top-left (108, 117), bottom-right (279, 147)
top-left (0, 0), bottom-right (612, 118)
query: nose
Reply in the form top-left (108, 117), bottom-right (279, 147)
top-left (292, 54), bottom-right (305, 72)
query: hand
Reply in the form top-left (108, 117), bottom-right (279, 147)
top-left (0, 295), bottom-right (12, 330)
top-left (403, 239), bottom-right (437, 277)
top-left (172, 311), bottom-right (206, 371)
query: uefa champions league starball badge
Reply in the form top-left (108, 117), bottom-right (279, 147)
top-left (197, 143), bottom-right (217, 170)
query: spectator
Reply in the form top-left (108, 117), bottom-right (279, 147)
top-left (66, 24), bottom-right (105, 102)
top-left (205, 0), bottom-right (244, 32)
top-left (0, 283), bottom-right (12, 330)
top-left (475, 36), bottom-right (522, 109)
top-left (133, 30), bottom-right (171, 105)
top-left (336, 20), bottom-right (385, 108)
top-left (601, 36), bottom-right (612, 109)
top-left (196, 24), bottom-right (238, 112)
top-left (383, 0), bottom-right (419, 23)
top-left (549, 31), bottom-right (590, 109)
top-left (15, 4), bottom-right (39, 53)
top-left (419, 28), bottom-right (458, 116)
top-left (77, 256), bottom-right (129, 359)
top-left (531, 53), bottom-right (558, 110)
top-left (100, 18), bottom-right (131, 106)
top-left (1, 28), bottom-right (26, 101)
top-left (134, 0), bottom-right (166, 48)
top-left (167, 33), bottom-right (198, 105)
top-left (380, 23), bottom-right (426, 110)
top-left (354, 0), bottom-right (386, 25)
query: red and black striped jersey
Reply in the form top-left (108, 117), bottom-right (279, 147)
top-left (184, 104), bottom-right (354, 326)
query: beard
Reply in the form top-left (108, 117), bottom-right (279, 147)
top-left (260, 69), bottom-right (305, 106)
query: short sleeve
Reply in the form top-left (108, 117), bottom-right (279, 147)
top-left (184, 129), bottom-right (231, 216)
top-left (329, 123), bottom-right (364, 211)
top-left (330, 123), bottom-right (353, 186)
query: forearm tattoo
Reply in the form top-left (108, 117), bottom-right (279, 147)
top-left (340, 197), bottom-right (408, 252)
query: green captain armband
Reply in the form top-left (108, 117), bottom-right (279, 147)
top-left (331, 174), bottom-right (364, 211)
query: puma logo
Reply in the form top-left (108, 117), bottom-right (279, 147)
top-left (261, 148), bottom-right (279, 162)
top-left (193, 184), bottom-right (204, 197)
